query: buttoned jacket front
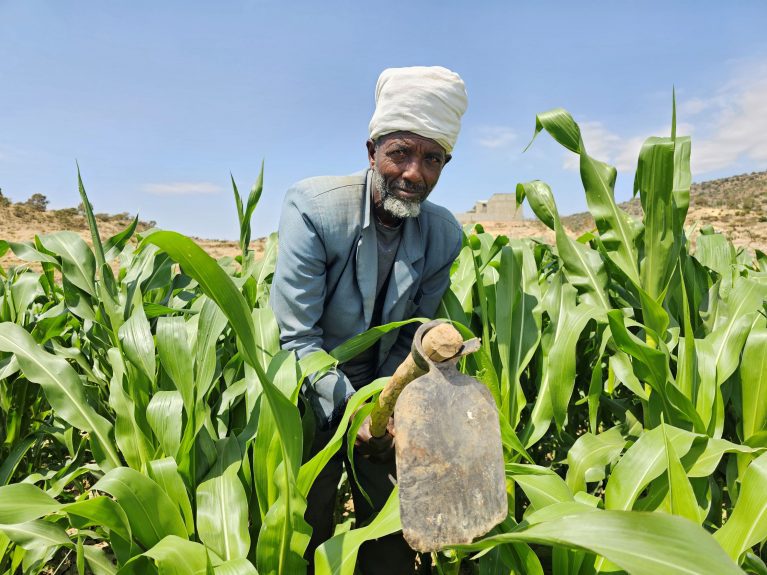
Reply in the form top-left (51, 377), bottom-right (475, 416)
top-left (271, 169), bottom-right (462, 427)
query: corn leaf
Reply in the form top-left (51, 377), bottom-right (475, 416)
top-left (715, 451), bottom-right (767, 560)
top-left (455, 502), bottom-right (742, 575)
top-left (197, 437), bottom-right (250, 561)
top-left (94, 467), bottom-right (188, 549)
top-left (315, 485), bottom-right (401, 575)
top-left (0, 322), bottom-right (121, 470)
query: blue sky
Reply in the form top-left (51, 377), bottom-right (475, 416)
top-left (1, 1), bottom-right (766, 239)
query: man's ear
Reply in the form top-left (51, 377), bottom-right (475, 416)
top-left (366, 139), bottom-right (376, 168)
top-left (444, 154), bottom-right (452, 166)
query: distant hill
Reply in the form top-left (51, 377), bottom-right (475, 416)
top-left (2, 171), bottom-right (767, 269)
top-left (560, 171), bottom-right (767, 238)
top-left (0, 193), bottom-right (261, 269)
top-left (480, 171), bottom-right (767, 254)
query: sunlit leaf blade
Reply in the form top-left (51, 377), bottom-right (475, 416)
top-left (566, 427), bottom-right (626, 494)
top-left (38, 231), bottom-right (97, 297)
top-left (315, 486), bottom-right (401, 575)
top-left (94, 467), bottom-right (188, 549)
top-left (455, 503), bottom-right (742, 575)
top-left (605, 425), bottom-right (696, 511)
top-left (739, 328), bottom-right (767, 440)
top-left (76, 166), bottom-right (107, 272)
top-left (0, 519), bottom-right (72, 550)
top-left (119, 535), bottom-right (212, 575)
top-left (0, 322), bottom-right (121, 470)
top-left (715, 451), bottom-right (767, 560)
top-left (661, 423), bottom-right (701, 523)
top-left (197, 438), bottom-right (250, 561)
top-left (0, 484), bottom-right (61, 524)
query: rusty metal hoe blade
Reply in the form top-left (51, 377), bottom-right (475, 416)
top-left (393, 320), bottom-right (507, 552)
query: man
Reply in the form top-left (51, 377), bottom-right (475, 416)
top-left (271, 66), bottom-right (467, 574)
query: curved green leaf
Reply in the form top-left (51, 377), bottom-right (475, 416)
top-left (0, 322), bottom-right (121, 470)
top-left (94, 467), bottom-right (187, 549)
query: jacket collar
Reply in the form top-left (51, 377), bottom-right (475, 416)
top-left (356, 170), bottom-right (425, 326)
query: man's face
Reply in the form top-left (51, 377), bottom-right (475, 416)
top-left (367, 131), bottom-right (451, 222)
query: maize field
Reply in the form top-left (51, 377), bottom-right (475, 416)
top-left (0, 106), bottom-right (766, 574)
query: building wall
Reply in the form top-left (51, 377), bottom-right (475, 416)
top-left (455, 193), bottom-right (524, 224)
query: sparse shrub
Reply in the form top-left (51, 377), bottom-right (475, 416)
top-left (24, 193), bottom-right (49, 212)
top-left (0, 188), bottom-right (9, 208)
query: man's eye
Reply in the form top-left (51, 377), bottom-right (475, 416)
top-left (388, 149), bottom-right (406, 159)
top-left (426, 156), bottom-right (443, 166)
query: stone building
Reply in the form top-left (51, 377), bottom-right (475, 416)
top-left (455, 193), bottom-right (523, 224)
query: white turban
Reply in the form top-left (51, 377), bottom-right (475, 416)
top-left (368, 66), bottom-right (468, 154)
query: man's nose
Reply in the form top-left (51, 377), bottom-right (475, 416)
top-left (401, 158), bottom-right (426, 185)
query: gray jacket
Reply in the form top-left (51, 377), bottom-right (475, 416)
top-left (271, 169), bottom-right (462, 427)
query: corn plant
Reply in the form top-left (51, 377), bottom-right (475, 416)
top-left (1, 102), bottom-right (766, 574)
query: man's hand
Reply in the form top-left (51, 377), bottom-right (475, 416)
top-left (354, 414), bottom-right (396, 464)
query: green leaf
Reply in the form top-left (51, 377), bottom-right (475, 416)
top-left (636, 136), bottom-right (677, 302)
top-left (147, 458), bottom-right (195, 538)
top-left (38, 231), bottom-right (97, 297)
top-left (661, 422), bottom-right (701, 523)
top-left (63, 496), bottom-right (132, 542)
top-left (104, 215), bottom-right (139, 262)
top-left (524, 282), bottom-right (599, 444)
top-left (94, 467), bottom-right (188, 549)
top-left (76, 166), bottom-right (107, 272)
top-left (118, 300), bottom-right (157, 385)
top-left (509, 464), bottom-right (573, 512)
top-left (108, 348), bottom-right (151, 470)
top-left (197, 438), bottom-right (250, 561)
top-left (715, 451), bottom-right (767, 560)
top-left (315, 485), bottom-right (402, 575)
top-left (328, 318), bottom-right (425, 363)
top-left (7, 241), bottom-right (59, 265)
top-left (566, 426), bottom-right (626, 494)
top-left (740, 328), bottom-right (767, 440)
top-left (526, 108), bottom-right (581, 153)
top-left (143, 231), bottom-right (305, 575)
top-left (605, 424), bottom-right (696, 511)
top-left (0, 322), bottom-right (121, 470)
top-left (147, 391), bottom-right (184, 459)
top-left (83, 544), bottom-right (118, 575)
top-left (157, 316), bottom-right (196, 412)
top-left (455, 503), bottom-right (742, 575)
top-left (0, 483), bottom-right (61, 524)
top-left (515, 181), bottom-right (557, 230)
top-left (195, 296), bottom-right (229, 399)
top-left (0, 519), bottom-right (72, 550)
top-left (213, 558), bottom-right (259, 575)
top-left (296, 379), bottom-right (386, 497)
top-left (120, 535), bottom-right (212, 575)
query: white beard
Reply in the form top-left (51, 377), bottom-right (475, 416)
top-left (372, 169), bottom-right (422, 219)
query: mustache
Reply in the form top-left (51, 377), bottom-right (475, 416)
top-left (387, 179), bottom-right (428, 196)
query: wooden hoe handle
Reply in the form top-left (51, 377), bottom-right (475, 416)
top-left (368, 322), bottom-right (464, 438)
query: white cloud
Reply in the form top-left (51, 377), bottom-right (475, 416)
top-left (686, 70), bottom-right (767, 174)
top-left (143, 181), bottom-right (223, 195)
top-left (476, 126), bottom-right (517, 149)
top-left (558, 63), bottom-right (767, 177)
top-left (563, 121), bottom-right (623, 170)
top-left (679, 97), bottom-right (713, 117)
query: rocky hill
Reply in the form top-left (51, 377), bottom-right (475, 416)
top-left (489, 171), bottom-right (767, 254)
top-left (0, 194), bottom-right (261, 269)
top-left (2, 171), bottom-right (766, 270)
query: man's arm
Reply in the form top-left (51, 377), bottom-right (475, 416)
top-left (271, 188), bottom-right (356, 429)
